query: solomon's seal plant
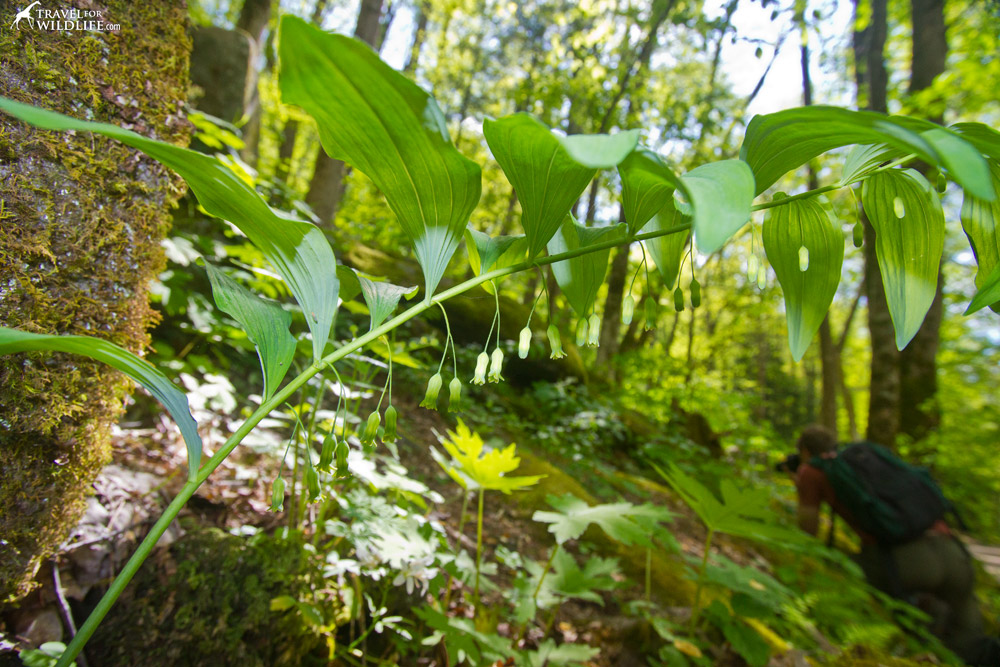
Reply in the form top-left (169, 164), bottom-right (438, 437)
top-left (0, 12), bottom-right (997, 665)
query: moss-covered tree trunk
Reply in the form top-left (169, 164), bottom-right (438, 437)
top-left (0, 1), bottom-right (191, 604)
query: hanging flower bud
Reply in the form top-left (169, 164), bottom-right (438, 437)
top-left (853, 221), bottom-right (864, 248)
top-left (448, 377), bottom-right (463, 412)
top-left (935, 171), bottom-right (947, 194)
top-left (383, 405), bottom-right (398, 443)
top-left (518, 326), bottom-right (532, 359)
top-left (488, 347), bottom-right (504, 383)
top-left (361, 410), bottom-right (380, 447)
top-left (798, 246), bottom-right (810, 272)
top-left (420, 372), bottom-right (443, 408)
top-left (747, 254), bottom-right (760, 282)
top-left (690, 279), bottom-right (701, 309)
top-left (575, 318), bottom-right (588, 347)
top-left (472, 352), bottom-right (489, 385)
top-left (643, 297), bottom-right (658, 331)
top-left (334, 440), bottom-right (350, 479)
top-left (673, 287), bottom-right (685, 312)
top-left (305, 462), bottom-right (321, 501)
top-left (587, 313), bottom-right (601, 347)
top-left (318, 429), bottom-right (336, 471)
top-left (756, 264), bottom-right (767, 290)
top-left (270, 476), bottom-right (286, 512)
top-left (621, 295), bottom-right (635, 325)
top-left (547, 324), bottom-right (566, 359)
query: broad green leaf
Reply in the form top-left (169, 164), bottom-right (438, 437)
top-left (438, 420), bottom-right (543, 493)
top-left (0, 327), bottom-right (201, 480)
top-left (862, 169), bottom-right (945, 349)
top-left (655, 463), bottom-right (806, 544)
top-left (205, 263), bottom-right (297, 400)
top-left (961, 159), bottom-right (1000, 313)
top-left (966, 263), bottom-right (1000, 315)
top-left (762, 196), bottom-right (844, 362)
top-left (643, 201), bottom-right (690, 288)
top-left (952, 122), bottom-right (1000, 161)
top-left (269, 595), bottom-right (297, 612)
top-left (484, 113), bottom-right (636, 258)
top-left (842, 144), bottom-right (898, 184)
top-left (278, 15), bottom-right (481, 298)
top-left (547, 217), bottom-right (627, 316)
top-left (532, 493), bottom-right (675, 546)
top-left (528, 639), bottom-right (600, 667)
top-left (336, 265), bottom-right (362, 302)
top-left (618, 148), bottom-right (682, 235)
top-left (463, 228), bottom-right (528, 294)
top-left (352, 270), bottom-right (419, 331)
top-left (703, 602), bottom-right (771, 667)
top-left (680, 159), bottom-right (756, 254)
top-left (545, 550), bottom-right (620, 604)
top-left (741, 106), bottom-right (994, 200)
top-left (0, 97), bottom-right (339, 362)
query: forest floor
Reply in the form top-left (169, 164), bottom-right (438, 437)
top-left (4, 391), bottom-right (999, 666)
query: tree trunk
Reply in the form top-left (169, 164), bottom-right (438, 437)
top-left (0, 2), bottom-right (191, 604)
top-left (305, 0), bottom-right (384, 228)
top-left (854, 0), bottom-right (898, 446)
top-left (404, 1), bottom-right (429, 74)
top-left (597, 226), bottom-right (631, 366)
top-left (898, 0), bottom-right (947, 442)
top-left (818, 318), bottom-right (839, 434)
top-left (236, 0), bottom-right (274, 166)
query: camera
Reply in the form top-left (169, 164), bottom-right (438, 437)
top-left (775, 453), bottom-right (801, 474)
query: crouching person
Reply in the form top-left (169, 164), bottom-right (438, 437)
top-left (794, 425), bottom-right (998, 666)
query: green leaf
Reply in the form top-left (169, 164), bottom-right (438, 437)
top-left (741, 106), bottom-right (994, 200)
top-left (762, 196), bottom-right (844, 361)
top-left (862, 169), bottom-right (945, 349)
top-left (960, 159), bottom-right (1000, 314)
top-left (352, 270), bottom-right (419, 331)
top-left (527, 639), bottom-right (600, 667)
top-left (438, 420), bottom-right (543, 493)
top-left (463, 228), bottom-right (528, 295)
top-left (951, 122), bottom-right (1000, 161)
top-left (655, 463), bottom-right (806, 544)
top-left (703, 602), bottom-right (771, 667)
top-left (680, 159), bottom-right (756, 254)
top-left (0, 327), bottom-right (201, 481)
top-left (965, 262), bottom-right (1000, 315)
top-left (842, 144), bottom-right (898, 184)
top-left (336, 265), bottom-right (362, 302)
top-left (269, 595), bottom-right (297, 612)
top-left (547, 217), bottom-right (627, 317)
top-left (618, 148), bottom-right (682, 235)
top-left (278, 15), bottom-right (481, 298)
top-left (483, 113), bottom-right (636, 258)
top-left (643, 201), bottom-right (690, 288)
top-left (205, 264), bottom-right (296, 400)
top-left (532, 493), bottom-right (675, 546)
top-left (0, 96), bottom-right (339, 363)
top-left (545, 550), bottom-right (620, 604)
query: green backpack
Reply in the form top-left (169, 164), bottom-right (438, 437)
top-left (810, 442), bottom-right (951, 546)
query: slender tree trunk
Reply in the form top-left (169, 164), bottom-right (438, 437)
top-left (898, 0), bottom-right (947, 442)
top-left (305, 0), bottom-right (384, 229)
top-left (853, 0), bottom-right (898, 446)
top-left (597, 211), bottom-right (631, 367)
top-left (404, 1), bottom-right (429, 74)
top-left (236, 0), bottom-right (274, 166)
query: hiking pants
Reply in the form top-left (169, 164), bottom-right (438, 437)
top-left (858, 533), bottom-right (985, 663)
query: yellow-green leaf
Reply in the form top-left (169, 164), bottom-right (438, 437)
top-left (960, 159), bottom-right (1000, 313)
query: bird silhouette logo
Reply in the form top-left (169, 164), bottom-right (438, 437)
top-left (10, 2), bottom-right (42, 30)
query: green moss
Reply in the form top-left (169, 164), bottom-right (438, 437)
top-left (0, 1), bottom-right (192, 603)
top-left (90, 528), bottom-right (340, 666)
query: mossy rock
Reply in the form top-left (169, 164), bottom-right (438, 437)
top-left (90, 527), bottom-right (340, 667)
top-left (0, 2), bottom-right (191, 603)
